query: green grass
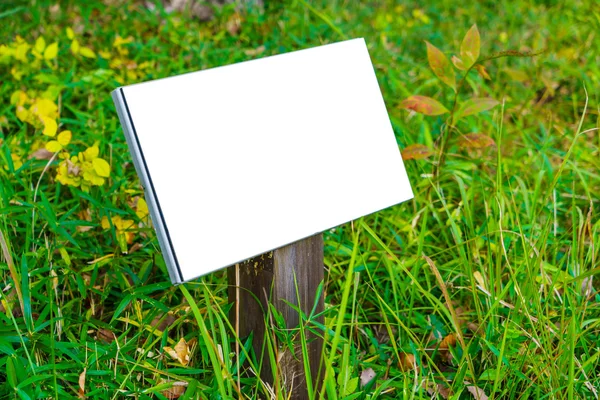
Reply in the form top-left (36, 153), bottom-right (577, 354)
top-left (1, 0), bottom-right (599, 398)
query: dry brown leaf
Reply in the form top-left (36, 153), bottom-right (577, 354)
top-left (427, 382), bottom-right (451, 399)
top-left (581, 276), bottom-right (594, 298)
top-left (360, 367), bottom-right (376, 387)
top-left (467, 384), bottom-right (489, 400)
top-left (97, 328), bottom-right (115, 343)
top-left (439, 333), bottom-right (457, 349)
top-left (399, 352), bottom-right (417, 371)
top-left (245, 45), bottom-right (266, 57)
top-left (78, 368), bottom-right (86, 399)
top-left (473, 271), bottom-right (486, 290)
top-left (164, 338), bottom-right (190, 366)
top-left (226, 13), bottom-right (242, 35)
top-left (29, 148), bottom-right (54, 160)
top-left (128, 242), bottom-right (143, 254)
top-left (439, 333), bottom-right (457, 363)
top-left (160, 380), bottom-right (187, 399)
top-left (151, 313), bottom-right (177, 333)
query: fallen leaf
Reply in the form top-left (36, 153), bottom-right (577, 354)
top-left (399, 352), bottom-right (417, 371)
top-left (400, 95), bottom-right (449, 116)
top-left (427, 383), bottom-right (451, 399)
top-left (467, 384), bottom-right (489, 400)
top-left (439, 333), bottom-right (457, 363)
top-left (97, 328), bottom-right (115, 343)
top-left (425, 41), bottom-right (456, 91)
top-left (150, 312), bottom-right (177, 333)
top-left (402, 144), bottom-right (434, 160)
top-left (244, 45), bottom-right (266, 57)
top-left (78, 368), bottom-right (86, 399)
top-left (29, 148), bottom-right (54, 160)
top-left (360, 367), bottom-right (376, 387)
top-left (439, 333), bottom-right (457, 350)
top-left (458, 133), bottom-right (496, 149)
top-left (581, 276), bottom-right (594, 298)
top-left (161, 380), bottom-right (187, 399)
top-left (473, 271), bottom-right (486, 290)
top-left (164, 338), bottom-right (190, 366)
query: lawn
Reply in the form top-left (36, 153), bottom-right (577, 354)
top-left (0, 0), bottom-right (599, 398)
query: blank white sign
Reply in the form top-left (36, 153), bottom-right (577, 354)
top-left (112, 38), bottom-right (413, 284)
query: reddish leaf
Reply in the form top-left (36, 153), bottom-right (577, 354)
top-left (425, 41), bottom-right (456, 91)
top-left (461, 24), bottom-right (480, 68)
top-left (402, 144), bottom-right (434, 160)
top-left (458, 133), bottom-right (496, 149)
top-left (451, 55), bottom-right (466, 71)
top-left (456, 98), bottom-right (499, 119)
top-left (400, 95), bottom-right (449, 116)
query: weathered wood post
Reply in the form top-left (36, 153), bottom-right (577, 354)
top-left (228, 235), bottom-right (324, 398)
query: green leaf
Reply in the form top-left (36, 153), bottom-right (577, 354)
top-left (461, 24), bottom-right (480, 68)
top-left (425, 41), bottom-right (456, 91)
top-left (456, 97), bottom-right (499, 119)
top-left (400, 95), bottom-right (449, 116)
top-left (344, 377), bottom-right (359, 396)
top-left (6, 357), bottom-right (17, 388)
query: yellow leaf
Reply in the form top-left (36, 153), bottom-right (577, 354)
top-left (42, 117), bottom-right (57, 137)
top-left (33, 98), bottom-right (58, 119)
top-left (66, 27), bottom-right (75, 40)
top-left (93, 158), bottom-right (110, 177)
top-left (84, 145), bottom-right (99, 160)
top-left (45, 140), bottom-right (62, 152)
top-left (44, 42), bottom-right (59, 60)
top-left (70, 39), bottom-right (80, 55)
top-left (16, 106), bottom-right (30, 123)
top-left (136, 197), bottom-right (149, 220)
top-left (57, 130), bottom-right (72, 146)
top-left (15, 43), bottom-right (29, 61)
top-left (99, 50), bottom-right (112, 59)
top-left (79, 47), bottom-right (96, 59)
top-left (34, 37), bottom-right (46, 53)
top-left (101, 216), bottom-right (110, 229)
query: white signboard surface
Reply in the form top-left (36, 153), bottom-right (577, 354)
top-left (112, 38), bottom-right (413, 284)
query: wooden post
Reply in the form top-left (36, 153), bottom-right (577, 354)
top-left (228, 234), bottom-right (324, 399)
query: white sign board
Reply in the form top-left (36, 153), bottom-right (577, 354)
top-left (112, 38), bottom-right (413, 284)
